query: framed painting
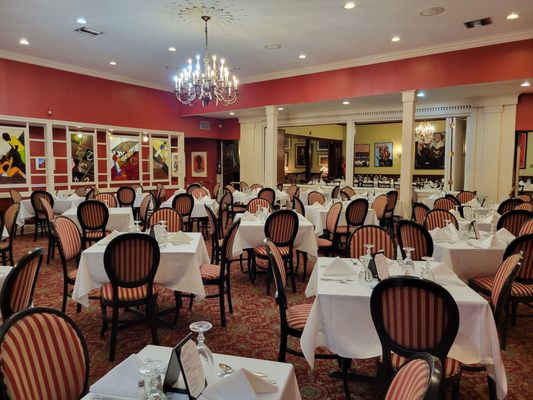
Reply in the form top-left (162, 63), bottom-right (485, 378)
top-left (0, 126), bottom-right (28, 186)
top-left (109, 135), bottom-right (140, 181)
top-left (317, 140), bottom-right (329, 151)
top-left (354, 144), bottom-right (370, 167)
top-left (318, 154), bottom-right (328, 166)
top-left (35, 157), bottom-right (46, 170)
top-left (414, 131), bottom-right (445, 170)
top-left (374, 142), bottom-right (393, 167)
top-left (295, 144), bottom-right (306, 168)
top-left (519, 132), bottom-right (527, 169)
top-left (151, 137), bottom-right (169, 181)
top-left (284, 137), bottom-right (291, 150)
top-left (191, 151), bottom-right (207, 177)
top-left (171, 153), bottom-right (180, 177)
top-left (70, 131), bottom-right (95, 183)
top-left (284, 151), bottom-right (289, 167)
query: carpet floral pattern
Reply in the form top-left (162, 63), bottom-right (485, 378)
top-left (10, 233), bottom-right (533, 399)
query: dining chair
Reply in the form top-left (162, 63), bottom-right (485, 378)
top-left (225, 184), bottom-right (236, 193)
top-left (330, 185), bottom-right (340, 199)
top-left (516, 193), bottom-right (532, 203)
top-left (372, 194), bottom-right (388, 223)
top-left (497, 209), bottom-right (533, 236)
top-left (100, 233), bottom-right (160, 361)
top-left (456, 191), bottom-right (477, 204)
top-left (0, 204), bottom-right (20, 266)
top-left (74, 187), bottom-right (87, 197)
top-left (0, 307), bottom-right (89, 399)
top-left (336, 198), bottom-right (369, 244)
top-left (0, 248), bottom-right (43, 320)
top-left (347, 225), bottom-right (396, 259)
top-left (40, 198), bottom-right (57, 264)
top-left (515, 202), bottom-right (533, 212)
top-left (95, 193), bottom-right (117, 208)
top-left (308, 191), bottom-right (326, 205)
top-left (246, 198), bottom-right (272, 214)
top-left (186, 183), bottom-right (202, 193)
top-left (251, 210), bottom-right (299, 294)
top-left (149, 207), bottom-right (183, 232)
top-left (412, 202), bottom-right (430, 224)
top-left (316, 202), bottom-right (343, 257)
top-left (205, 204), bottom-right (222, 264)
top-left (382, 190), bottom-right (399, 235)
top-left (138, 193), bottom-right (154, 231)
top-left (77, 200), bottom-right (110, 249)
top-left (218, 191), bottom-right (234, 230)
top-left (342, 186), bottom-right (356, 198)
top-left (370, 276), bottom-right (462, 399)
top-left (153, 183), bottom-right (166, 208)
top-left (383, 353), bottom-right (442, 400)
top-left (292, 196), bottom-right (305, 216)
top-left (423, 209), bottom-right (458, 230)
top-left (433, 197), bottom-right (459, 212)
top-left (519, 218), bottom-right (533, 236)
top-left (497, 198), bottom-right (524, 215)
top-left (396, 220), bottom-right (434, 260)
top-left (258, 187), bottom-right (276, 205)
top-left (85, 187), bottom-right (96, 200)
top-left (212, 182), bottom-right (221, 201)
top-left (287, 185), bottom-right (300, 203)
top-left (9, 189), bottom-right (26, 235)
top-left (250, 183), bottom-right (264, 191)
top-left (240, 181), bottom-right (249, 192)
top-left (190, 187), bottom-right (208, 199)
top-left (172, 193), bottom-right (194, 231)
top-left (30, 190), bottom-right (54, 241)
top-left (116, 186), bottom-right (136, 208)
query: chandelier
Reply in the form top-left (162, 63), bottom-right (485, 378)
top-left (414, 121), bottom-right (435, 144)
top-left (173, 15), bottom-right (238, 107)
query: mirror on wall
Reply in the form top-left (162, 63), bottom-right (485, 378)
top-left (516, 130), bottom-right (533, 194)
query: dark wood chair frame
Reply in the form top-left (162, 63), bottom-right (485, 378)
top-left (396, 219), bottom-right (434, 260)
top-left (30, 190), bottom-right (54, 241)
top-left (77, 200), bottom-right (110, 249)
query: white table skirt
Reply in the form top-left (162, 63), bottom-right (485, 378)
top-left (432, 240), bottom-right (504, 281)
top-left (85, 345), bottom-right (302, 400)
top-left (133, 192), bottom-right (149, 208)
top-left (232, 215), bottom-right (318, 258)
top-left (72, 232), bottom-right (209, 306)
top-left (62, 207), bottom-right (135, 233)
top-left (17, 196), bottom-right (85, 226)
top-left (304, 204), bottom-right (379, 234)
top-left (160, 197), bottom-right (219, 219)
top-left (0, 266), bottom-right (13, 318)
top-left (301, 258), bottom-right (507, 399)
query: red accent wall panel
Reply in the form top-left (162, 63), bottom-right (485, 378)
top-left (184, 138), bottom-right (220, 193)
top-left (517, 94), bottom-right (533, 131)
top-left (53, 142), bottom-right (67, 157)
top-left (29, 126), bottom-right (44, 139)
top-left (29, 141), bottom-right (45, 156)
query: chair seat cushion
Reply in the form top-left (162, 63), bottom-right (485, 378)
top-left (335, 225), bottom-right (356, 234)
top-left (254, 245), bottom-right (290, 257)
top-left (84, 230), bottom-right (107, 239)
top-left (200, 264), bottom-right (221, 280)
top-left (101, 283), bottom-right (160, 302)
top-left (511, 281), bottom-right (533, 297)
top-left (469, 276), bottom-right (493, 292)
top-left (316, 237), bottom-right (333, 247)
top-left (391, 352), bottom-right (461, 378)
top-left (286, 303), bottom-right (313, 330)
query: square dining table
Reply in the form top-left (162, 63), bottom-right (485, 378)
top-left (17, 195), bottom-right (85, 226)
top-left (160, 196), bottom-right (218, 219)
top-left (304, 202), bottom-right (379, 234)
top-left (62, 206), bottom-right (135, 233)
top-left (72, 232), bottom-right (210, 307)
top-left (301, 257), bottom-right (507, 399)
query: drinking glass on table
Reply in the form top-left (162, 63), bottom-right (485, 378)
top-left (134, 220), bottom-right (142, 232)
top-left (358, 243), bottom-right (374, 284)
top-left (190, 321), bottom-right (215, 378)
top-left (402, 247), bottom-right (415, 275)
top-left (159, 220), bottom-right (168, 248)
top-left (420, 256), bottom-right (435, 281)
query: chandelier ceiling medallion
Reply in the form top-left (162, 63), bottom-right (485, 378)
top-left (173, 4), bottom-right (240, 107)
top-left (414, 121), bottom-right (436, 144)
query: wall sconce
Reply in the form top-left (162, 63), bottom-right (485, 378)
top-left (396, 150), bottom-right (402, 158)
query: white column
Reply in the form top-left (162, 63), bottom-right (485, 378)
top-left (464, 112), bottom-right (477, 190)
top-left (264, 106), bottom-right (278, 187)
top-left (44, 123), bottom-right (54, 193)
top-left (400, 91), bottom-right (416, 217)
top-left (345, 119), bottom-right (355, 185)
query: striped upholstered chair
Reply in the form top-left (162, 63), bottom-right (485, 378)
top-left (497, 209), bottom-right (533, 236)
top-left (515, 202), bottom-right (533, 212)
top-left (239, 181), bottom-right (250, 192)
top-left (347, 225), bottom-right (396, 259)
top-left (172, 193), bottom-right (194, 231)
top-left (519, 218), bottom-right (533, 236)
top-left (397, 220), bottom-right (434, 261)
top-left (336, 199), bottom-right (369, 249)
top-left (372, 194), bottom-right (388, 224)
top-left (516, 193), bottom-right (532, 203)
top-left (250, 183), bottom-right (264, 191)
top-left (138, 193), bottom-right (154, 231)
top-left (412, 202), bottom-right (430, 224)
top-left (116, 186), bottom-right (136, 208)
top-left (190, 187), bottom-right (209, 199)
top-left (384, 353), bottom-right (442, 400)
top-left (246, 197), bottom-right (272, 214)
top-left (100, 233), bottom-right (161, 361)
top-left (95, 193), bottom-right (117, 207)
top-left (0, 307), bottom-right (89, 400)
top-left (287, 185), bottom-right (300, 203)
top-left (77, 200), bottom-right (110, 249)
top-left (433, 197), bottom-right (458, 212)
top-left (341, 186), bottom-right (356, 199)
top-left (258, 187), bottom-right (276, 206)
top-left (0, 248), bottom-right (43, 321)
top-left (149, 207), bottom-right (183, 232)
top-left (370, 277), bottom-right (462, 399)
top-left (456, 191), bottom-right (476, 204)
top-left (30, 190), bottom-right (54, 241)
top-left (74, 187), bottom-right (87, 197)
top-left (292, 196), bottom-right (305, 216)
top-left (212, 182), bottom-right (221, 201)
top-left (308, 191), bottom-right (326, 205)
top-left (316, 202), bottom-right (343, 256)
top-left (0, 204), bottom-right (20, 266)
top-left (497, 198), bottom-right (524, 215)
top-left (423, 209), bottom-right (458, 230)
top-left (187, 183), bottom-right (202, 193)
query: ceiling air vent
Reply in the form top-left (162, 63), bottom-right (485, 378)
top-left (464, 17), bottom-right (492, 29)
top-left (200, 121), bottom-right (211, 131)
top-left (74, 26), bottom-right (103, 37)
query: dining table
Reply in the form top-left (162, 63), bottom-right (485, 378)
top-left (62, 206), bottom-right (135, 233)
top-left (304, 201), bottom-right (379, 234)
top-left (232, 189), bottom-right (290, 206)
top-left (301, 257), bottom-right (507, 399)
top-left (0, 266), bottom-right (13, 318)
top-left (72, 231), bottom-right (209, 306)
top-left (16, 194), bottom-right (85, 226)
top-left (160, 196), bottom-right (219, 219)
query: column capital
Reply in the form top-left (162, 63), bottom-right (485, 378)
top-left (265, 105), bottom-right (278, 117)
top-left (401, 90), bottom-right (416, 103)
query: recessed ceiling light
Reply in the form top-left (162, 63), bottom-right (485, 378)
top-left (264, 44), bottom-right (282, 50)
top-left (417, 91), bottom-right (426, 97)
top-left (507, 12), bottom-right (519, 20)
top-left (109, 61), bottom-right (117, 66)
top-left (298, 54), bottom-right (307, 59)
top-left (278, 107), bottom-right (284, 111)
top-left (168, 46), bottom-right (176, 52)
top-left (342, 101), bottom-right (350, 105)
top-left (419, 7), bottom-right (445, 17)
top-left (521, 81), bottom-right (531, 87)
top-left (229, 112), bottom-right (235, 115)
top-left (19, 38), bottom-right (29, 45)
top-left (76, 17), bottom-right (87, 24)
top-left (391, 36), bottom-right (400, 42)
top-left (344, 2), bottom-right (356, 10)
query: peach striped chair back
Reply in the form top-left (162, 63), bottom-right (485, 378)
top-left (331, 185), bottom-right (340, 199)
top-left (503, 234), bottom-right (533, 282)
top-left (308, 191), bottom-right (326, 205)
top-left (516, 194), bottom-right (532, 203)
top-left (3, 204), bottom-right (20, 242)
top-left (212, 182), bottom-right (221, 200)
top-left (498, 198), bottom-right (524, 215)
top-left (155, 184), bottom-right (166, 205)
top-left (53, 217), bottom-right (82, 262)
top-left (264, 239), bottom-right (288, 311)
top-left (191, 187), bottom-right (208, 199)
top-left (85, 188), bottom-right (96, 200)
top-left (8, 189), bottom-right (22, 204)
top-left (515, 202), bottom-right (533, 212)
top-left (77, 200), bottom-right (109, 231)
top-left (116, 186), bottom-right (135, 207)
top-left (342, 186), bottom-right (356, 198)
top-left (497, 210), bottom-right (533, 237)
top-left (186, 183), bottom-right (202, 193)
top-left (205, 205), bottom-right (218, 237)
top-left (423, 210), bottom-right (458, 230)
top-left (220, 191), bottom-right (232, 210)
top-left (258, 187), bottom-right (275, 204)
top-left (264, 210), bottom-right (299, 246)
top-left (339, 189), bottom-right (350, 201)
top-left (519, 218), bottom-right (533, 236)
top-left (246, 198), bottom-right (272, 214)
top-left (386, 191), bottom-right (398, 213)
top-left (240, 181), bottom-right (249, 192)
top-left (385, 354), bottom-right (440, 400)
top-left (31, 191), bottom-right (54, 219)
top-left (0, 308), bottom-right (89, 400)
top-left (225, 184), bottom-right (236, 193)
top-left (0, 248), bottom-right (43, 319)
top-left (456, 191), bottom-right (476, 204)
top-left (292, 196), bottom-right (305, 216)
top-left (139, 194), bottom-right (153, 227)
top-left (372, 194), bottom-right (388, 220)
top-left (40, 198), bottom-right (54, 222)
top-left (172, 193), bottom-right (194, 219)
top-left (250, 183), bottom-right (263, 190)
top-left (149, 208), bottom-right (182, 232)
top-left (221, 219), bottom-right (241, 262)
top-left (433, 197), bottom-right (456, 211)
top-left (95, 193), bottom-right (117, 208)
top-left (491, 253), bottom-right (522, 314)
top-left (345, 199), bottom-right (368, 227)
top-left (287, 185), bottom-right (299, 201)
top-left (397, 220), bottom-right (433, 261)
top-left (412, 203), bottom-right (430, 224)
top-left (74, 187), bottom-right (87, 197)
top-left (326, 202), bottom-right (343, 233)
top-left (348, 225), bottom-right (396, 259)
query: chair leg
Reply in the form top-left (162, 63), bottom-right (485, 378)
top-left (288, 257), bottom-right (297, 293)
top-left (219, 288), bottom-right (226, 327)
top-left (33, 221), bottom-right (38, 241)
top-left (511, 300), bottom-right (518, 326)
top-left (9, 249), bottom-right (14, 267)
top-left (62, 282), bottom-right (68, 313)
top-left (502, 303), bottom-right (511, 350)
top-left (100, 303), bottom-right (108, 338)
top-left (226, 274), bottom-right (233, 314)
top-left (487, 376), bottom-right (497, 400)
top-left (451, 381), bottom-right (460, 400)
top-left (278, 331), bottom-right (288, 362)
top-left (109, 305), bottom-right (119, 361)
top-left (302, 253), bottom-right (308, 282)
top-left (266, 260), bottom-right (272, 296)
top-left (149, 298), bottom-right (159, 345)
top-left (76, 303), bottom-right (82, 313)
top-left (173, 292), bottom-right (183, 325)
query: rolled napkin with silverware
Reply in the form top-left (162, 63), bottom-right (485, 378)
top-left (204, 368), bottom-right (278, 400)
top-left (323, 257), bottom-right (357, 276)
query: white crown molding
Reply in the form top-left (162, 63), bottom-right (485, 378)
top-left (0, 49), bottom-right (170, 92)
top-left (240, 29), bottom-right (533, 84)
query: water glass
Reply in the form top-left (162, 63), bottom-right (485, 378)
top-left (190, 321), bottom-right (215, 378)
top-left (420, 256), bottom-right (435, 281)
top-left (402, 247), bottom-right (415, 275)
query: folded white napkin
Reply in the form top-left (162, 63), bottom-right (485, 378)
top-left (479, 234), bottom-right (506, 249)
top-left (90, 354), bottom-right (143, 398)
top-left (465, 198), bottom-right (481, 208)
top-left (311, 202), bottom-right (323, 209)
top-left (479, 211), bottom-right (500, 225)
top-left (239, 211), bottom-right (256, 221)
top-left (323, 257), bottom-right (357, 276)
top-left (449, 209), bottom-right (463, 221)
top-left (151, 224), bottom-right (165, 242)
top-left (170, 231), bottom-right (193, 244)
top-left (430, 227), bottom-right (452, 242)
top-left (98, 230), bottom-right (122, 246)
top-left (203, 368), bottom-right (277, 400)
top-left (432, 262), bottom-right (460, 285)
top-left (495, 228), bottom-right (515, 243)
top-left (447, 223), bottom-right (459, 241)
top-left (136, 188), bottom-right (142, 195)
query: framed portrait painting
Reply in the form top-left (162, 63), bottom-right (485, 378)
top-left (295, 144), bottom-right (307, 168)
top-left (414, 131), bottom-right (445, 170)
top-left (374, 142), bottom-right (393, 167)
top-left (109, 135), bottom-right (140, 182)
top-left (317, 141), bottom-right (329, 151)
top-left (151, 138), bottom-right (169, 181)
top-left (191, 151), bottom-right (207, 177)
top-left (354, 144), bottom-right (370, 167)
top-left (0, 126), bottom-right (28, 186)
top-left (318, 155), bottom-right (328, 166)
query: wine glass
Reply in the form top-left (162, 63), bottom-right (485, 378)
top-left (134, 220), bottom-right (142, 232)
top-left (420, 256), bottom-right (435, 281)
top-left (139, 359), bottom-right (167, 400)
top-left (402, 247), bottom-right (415, 275)
top-left (159, 220), bottom-right (168, 248)
top-left (358, 244), bottom-right (374, 284)
top-left (190, 321), bottom-right (215, 378)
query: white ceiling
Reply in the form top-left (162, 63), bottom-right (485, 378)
top-left (0, 0), bottom-right (532, 92)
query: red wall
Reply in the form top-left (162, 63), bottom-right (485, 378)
top-left (517, 94), bottom-right (533, 131)
top-left (184, 138), bottom-right (220, 194)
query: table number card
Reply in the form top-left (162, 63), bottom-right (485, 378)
top-left (373, 253), bottom-right (390, 280)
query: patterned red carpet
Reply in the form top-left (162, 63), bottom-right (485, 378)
top-left (11, 233), bottom-right (533, 399)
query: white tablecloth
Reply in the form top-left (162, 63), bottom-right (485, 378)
top-left (304, 203), bottom-right (379, 234)
top-left (0, 266), bottom-right (13, 318)
top-left (17, 196), bottom-right (85, 226)
top-left (174, 187), bottom-right (212, 198)
top-left (232, 214), bottom-right (318, 258)
top-left (301, 258), bottom-right (507, 399)
top-left (232, 190), bottom-right (290, 206)
top-left (85, 345), bottom-right (301, 400)
top-left (1, 227), bottom-right (8, 240)
top-left (300, 189), bottom-right (331, 206)
top-left (61, 207), bottom-right (135, 233)
top-left (161, 197), bottom-right (219, 219)
top-left (133, 192), bottom-right (150, 208)
top-left (72, 232), bottom-right (209, 306)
